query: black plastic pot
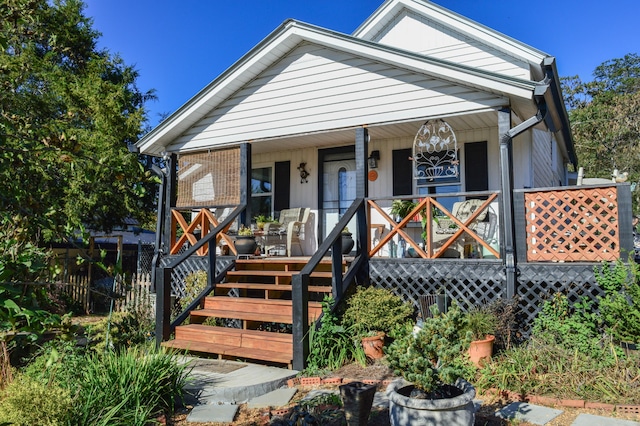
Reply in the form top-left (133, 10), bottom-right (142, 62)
top-left (339, 381), bottom-right (377, 426)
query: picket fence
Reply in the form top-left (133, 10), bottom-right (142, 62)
top-left (59, 273), bottom-right (154, 314)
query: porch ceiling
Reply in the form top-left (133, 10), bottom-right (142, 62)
top-left (250, 110), bottom-right (497, 154)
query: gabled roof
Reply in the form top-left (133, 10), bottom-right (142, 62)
top-left (353, 0), bottom-right (547, 77)
top-left (136, 19), bottom-right (539, 157)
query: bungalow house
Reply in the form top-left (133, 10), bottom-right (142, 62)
top-left (136, 0), bottom-right (633, 369)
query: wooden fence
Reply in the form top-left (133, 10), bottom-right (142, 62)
top-left (59, 273), bottom-right (154, 314)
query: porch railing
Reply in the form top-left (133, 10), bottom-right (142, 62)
top-left (155, 205), bottom-right (244, 344)
top-left (292, 197), bottom-right (368, 370)
top-left (367, 191), bottom-right (502, 260)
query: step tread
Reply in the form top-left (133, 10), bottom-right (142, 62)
top-left (162, 340), bottom-right (292, 364)
top-left (177, 324), bottom-right (292, 342)
top-left (226, 270), bottom-right (333, 278)
top-left (216, 282), bottom-right (332, 292)
top-left (191, 308), bottom-right (320, 324)
top-left (205, 297), bottom-right (322, 307)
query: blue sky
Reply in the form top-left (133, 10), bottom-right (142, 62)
top-left (84, 0), bottom-right (639, 127)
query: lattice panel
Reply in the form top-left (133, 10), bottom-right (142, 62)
top-left (160, 256), bottom-right (234, 298)
top-left (517, 263), bottom-right (601, 335)
top-left (176, 148), bottom-right (240, 207)
top-left (524, 187), bottom-right (619, 262)
top-left (370, 259), bottom-right (505, 311)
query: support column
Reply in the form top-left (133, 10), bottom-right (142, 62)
top-left (240, 143), bottom-right (252, 227)
top-left (498, 108), bottom-right (516, 299)
top-left (355, 127), bottom-right (370, 284)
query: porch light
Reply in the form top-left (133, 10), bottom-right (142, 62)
top-left (413, 119), bottom-right (459, 180)
top-left (368, 150), bottom-right (380, 169)
top-left (297, 162), bottom-right (309, 183)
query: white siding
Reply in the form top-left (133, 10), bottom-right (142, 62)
top-left (512, 131), bottom-right (533, 189)
top-left (167, 42), bottom-right (508, 153)
top-left (371, 10), bottom-right (531, 80)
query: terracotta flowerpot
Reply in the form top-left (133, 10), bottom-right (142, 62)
top-left (361, 332), bottom-right (385, 359)
top-left (468, 334), bottom-right (495, 367)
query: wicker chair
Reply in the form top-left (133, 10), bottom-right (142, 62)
top-left (263, 208), bottom-right (311, 256)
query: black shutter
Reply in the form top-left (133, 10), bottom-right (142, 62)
top-left (274, 161), bottom-right (290, 212)
top-left (392, 148), bottom-right (413, 196)
top-left (464, 142), bottom-right (488, 192)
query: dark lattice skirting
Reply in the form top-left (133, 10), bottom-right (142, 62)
top-left (371, 259), bottom-right (605, 333)
top-left (370, 259), bottom-right (506, 310)
top-left (160, 255), bottom-right (235, 298)
top-left (517, 262), bottom-right (602, 333)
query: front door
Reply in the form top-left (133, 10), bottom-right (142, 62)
top-left (319, 147), bottom-right (357, 244)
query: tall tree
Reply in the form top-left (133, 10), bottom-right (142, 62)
top-left (562, 53), bottom-right (640, 209)
top-left (0, 0), bottom-right (157, 250)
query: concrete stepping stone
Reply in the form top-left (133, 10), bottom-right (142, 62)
top-left (495, 402), bottom-right (563, 425)
top-left (247, 387), bottom-right (298, 409)
top-left (187, 403), bottom-right (239, 423)
top-left (571, 414), bottom-right (640, 426)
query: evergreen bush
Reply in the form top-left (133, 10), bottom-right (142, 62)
top-left (342, 286), bottom-right (413, 337)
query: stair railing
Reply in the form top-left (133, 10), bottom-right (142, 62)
top-left (291, 198), bottom-right (368, 370)
top-left (155, 204), bottom-right (245, 345)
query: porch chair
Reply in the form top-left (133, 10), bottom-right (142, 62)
top-left (263, 207), bottom-right (311, 256)
top-left (433, 199), bottom-right (496, 258)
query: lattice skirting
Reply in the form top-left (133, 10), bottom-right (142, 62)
top-left (371, 259), bottom-right (605, 335)
top-left (159, 255), bottom-right (234, 298)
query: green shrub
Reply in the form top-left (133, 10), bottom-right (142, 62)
top-left (385, 303), bottom-right (473, 392)
top-left (596, 259), bottom-right (640, 343)
top-left (23, 340), bottom-right (87, 391)
top-left (86, 311), bottom-right (152, 352)
top-left (306, 296), bottom-right (366, 373)
top-left (72, 346), bottom-right (191, 426)
top-left (0, 373), bottom-right (73, 426)
top-left (463, 305), bottom-right (497, 341)
top-left (531, 293), bottom-right (618, 363)
top-left (342, 286), bottom-right (413, 337)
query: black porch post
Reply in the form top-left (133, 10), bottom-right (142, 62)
top-left (355, 127), bottom-right (370, 284)
top-left (498, 109), bottom-right (517, 299)
top-left (156, 153), bottom-right (177, 346)
top-left (240, 143), bottom-right (252, 227)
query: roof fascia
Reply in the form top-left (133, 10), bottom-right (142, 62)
top-left (353, 0), bottom-right (547, 66)
top-left (137, 19), bottom-right (537, 154)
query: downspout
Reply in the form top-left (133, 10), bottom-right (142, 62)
top-left (500, 82), bottom-right (549, 298)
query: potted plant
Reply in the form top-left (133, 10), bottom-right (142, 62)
top-left (343, 286), bottom-right (413, 359)
top-left (463, 306), bottom-right (497, 367)
top-left (253, 214), bottom-right (273, 231)
top-left (341, 227), bottom-right (355, 254)
top-left (385, 303), bottom-right (476, 426)
top-left (390, 200), bottom-right (417, 223)
top-left (234, 226), bottom-right (257, 255)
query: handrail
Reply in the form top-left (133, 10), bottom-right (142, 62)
top-left (156, 204), bottom-right (245, 344)
top-left (291, 197), bottom-right (367, 370)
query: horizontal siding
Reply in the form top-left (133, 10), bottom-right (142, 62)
top-left (373, 10), bottom-right (531, 80)
top-left (169, 43), bottom-right (507, 152)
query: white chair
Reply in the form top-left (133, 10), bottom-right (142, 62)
top-left (263, 208), bottom-right (311, 256)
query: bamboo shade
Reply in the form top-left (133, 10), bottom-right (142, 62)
top-left (176, 148), bottom-right (241, 207)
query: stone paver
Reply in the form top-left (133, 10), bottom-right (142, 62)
top-left (571, 414), bottom-right (640, 426)
top-left (495, 402), bottom-right (564, 425)
top-left (186, 404), bottom-right (238, 423)
top-left (247, 387), bottom-right (298, 409)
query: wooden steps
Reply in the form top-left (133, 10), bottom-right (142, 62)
top-left (163, 257), bottom-right (342, 367)
top-left (165, 324), bottom-right (293, 364)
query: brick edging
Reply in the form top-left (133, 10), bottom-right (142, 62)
top-left (286, 378), bottom-right (640, 414)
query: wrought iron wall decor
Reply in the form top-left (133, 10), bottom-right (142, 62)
top-left (413, 119), bottom-right (459, 181)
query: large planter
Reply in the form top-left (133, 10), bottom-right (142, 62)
top-left (234, 236), bottom-right (257, 255)
top-left (468, 334), bottom-right (495, 367)
top-left (342, 233), bottom-right (355, 254)
top-left (386, 378), bottom-right (476, 426)
top-left (361, 332), bottom-right (385, 360)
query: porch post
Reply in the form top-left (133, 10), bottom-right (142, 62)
top-left (355, 127), bottom-right (370, 284)
top-left (156, 153), bottom-right (176, 346)
top-left (240, 143), bottom-right (252, 227)
top-left (498, 109), bottom-right (517, 299)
